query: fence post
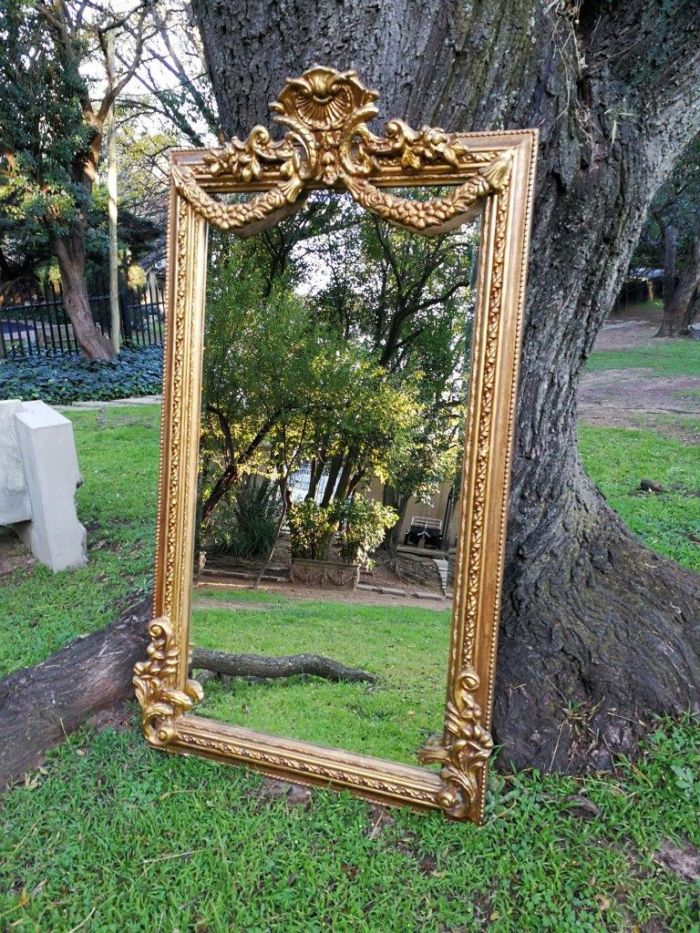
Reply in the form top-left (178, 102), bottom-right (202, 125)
top-left (119, 284), bottom-right (132, 345)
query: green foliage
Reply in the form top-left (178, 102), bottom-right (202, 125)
top-left (205, 479), bottom-right (282, 559)
top-left (334, 495), bottom-right (398, 565)
top-left (287, 495), bottom-right (397, 564)
top-left (287, 500), bottom-right (337, 561)
top-left (200, 196), bottom-right (475, 530)
top-left (0, 347), bottom-right (162, 404)
top-left (0, 1), bottom-right (95, 243)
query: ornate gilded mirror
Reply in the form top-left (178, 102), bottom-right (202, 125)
top-left (134, 67), bottom-right (537, 824)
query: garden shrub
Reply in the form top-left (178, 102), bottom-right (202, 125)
top-left (0, 346), bottom-right (163, 404)
top-left (287, 500), bottom-right (337, 561)
top-left (335, 495), bottom-right (397, 565)
top-left (288, 495), bottom-right (397, 565)
top-left (205, 478), bottom-right (282, 559)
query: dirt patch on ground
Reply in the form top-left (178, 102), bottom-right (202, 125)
top-left (579, 314), bottom-right (700, 442)
top-left (195, 580), bottom-right (450, 612)
top-left (0, 528), bottom-right (35, 577)
top-left (593, 318), bottom-right (662, 350)
top-left (579, 368), bottom-right (700, 438)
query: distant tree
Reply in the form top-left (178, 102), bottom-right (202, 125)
top-left (634, 136), bottom-right (700, 336)
top-left (0, 0), bottom-right (148, 358)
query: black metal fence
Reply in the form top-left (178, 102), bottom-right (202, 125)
top-left (0, 278), bottom-right (165, 358)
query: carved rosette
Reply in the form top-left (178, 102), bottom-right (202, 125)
top-left (418, 668), bottom-right (493, 819)
top-left (171, 66), bottom-right (511, 236)
top-left (133, 617), bottom-right (203, 745)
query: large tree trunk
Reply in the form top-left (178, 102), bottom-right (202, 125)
top-left (51, 224), bottom-right (114, 361)
top-left (656, 231), bottom-right (700, 336)
top-left (0, 598), bottom-right (151, 789)
top-left (192, 0), bottom-right (700, 771)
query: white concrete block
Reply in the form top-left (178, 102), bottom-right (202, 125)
top-left (11, 401), bottom-right (87, 571)
top-left (0, 399), bottom-right (31, 524)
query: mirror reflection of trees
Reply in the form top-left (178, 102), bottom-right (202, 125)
top-left (199, 192), bottom-right (478, 574)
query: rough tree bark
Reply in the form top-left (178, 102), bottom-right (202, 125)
top-left (0, 598), bottom-right (151, 788)
top-left (192, 0), bottom-right (700, 770)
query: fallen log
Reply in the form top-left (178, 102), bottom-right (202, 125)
top-left (190, 647), bottom-right (376, 683)
top-left (0, 595), bottom-right (376, 790)
top-left (0, 596), bottom-right (151, 789)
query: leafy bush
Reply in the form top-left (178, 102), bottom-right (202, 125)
top-left (335, 495), bottom-right (397, 565)
top-left (288, 495), bottom-right (397, 565)
top-left (205, 479), bottom-right (282, 559)
top-left (287, 500), bottom-right (337, 561)
top-left (0, 346), bottom-right (162, 404)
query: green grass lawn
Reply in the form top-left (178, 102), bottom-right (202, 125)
top-left (192, 591), bottom-right (450, 765)
top-left (0, 406), bottom-right (160, 678)
top-left (587, 337), bottom-right (700, 376)
top-left (1, 403), bottom-right (699, 929)
top-left (0, 716), bottom-right (697, 930)
top-left (579, 424), bottom-right (700, 571)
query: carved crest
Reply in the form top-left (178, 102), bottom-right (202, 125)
top-left (172, 65), bottom-right (511, 236)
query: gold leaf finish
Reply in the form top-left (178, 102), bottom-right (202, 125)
top-left (133, 617), bottom-right (203, 745)
top-left (418, 668), bottom-right (494, 819)
top-left (173, 66), bottom-right (510, 236)
top-left (135, 66), bottom-right (538, 824)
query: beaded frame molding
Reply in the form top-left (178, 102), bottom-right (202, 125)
top-left (134, 66), bottom-right (537, 824)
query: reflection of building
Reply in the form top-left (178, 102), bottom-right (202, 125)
top-left (289, 466), bottom-right (459, 550)
top-left (365, 477), bottom-right (459, 550)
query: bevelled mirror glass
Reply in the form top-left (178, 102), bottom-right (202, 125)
top-left (134, 67), bottom-right (537, 824)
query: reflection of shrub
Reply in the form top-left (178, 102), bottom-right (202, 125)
top-left (287, 500), bottom-right (336, 561)
top-left (207, 479), bottom-right (281, 559)
top-left (288, 495), bottom-right (397, 565)
top-left (335, 496), bottom-right (397, 566)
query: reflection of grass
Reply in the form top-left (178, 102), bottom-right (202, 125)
top-left (0, 406), bottom-right (159, 677)
top-left (586, 339), bottom-right (700, 376)
top-left (192, 591), bottom-right (451, 765)
top-left (579, 424), bottom-right (700, 571)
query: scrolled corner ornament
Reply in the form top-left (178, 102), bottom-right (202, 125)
top-left (133, 617), bottom-right (203, 746)
top-left (418, 667), bottom-right (494, 819)
top-left (174, 65), bottom-right (512, 236)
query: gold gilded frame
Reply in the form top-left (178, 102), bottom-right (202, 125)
top-left (134, 67), bottom-right (537, 824)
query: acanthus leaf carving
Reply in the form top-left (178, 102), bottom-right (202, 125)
top-left (133, 617), bottom-right (203, 746)
top-left (418, 667), bottom-right (494, 819)
top-left (173, 66), bottom-right (510, 236)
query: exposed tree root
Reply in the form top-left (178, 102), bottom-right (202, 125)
top-left (190, 647), bottom-right (376, 683)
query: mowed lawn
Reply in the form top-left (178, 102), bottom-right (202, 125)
top-left (0, 400), bottom-right (698, 929)
top-left (192, 592), bottom-right (451, 765)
